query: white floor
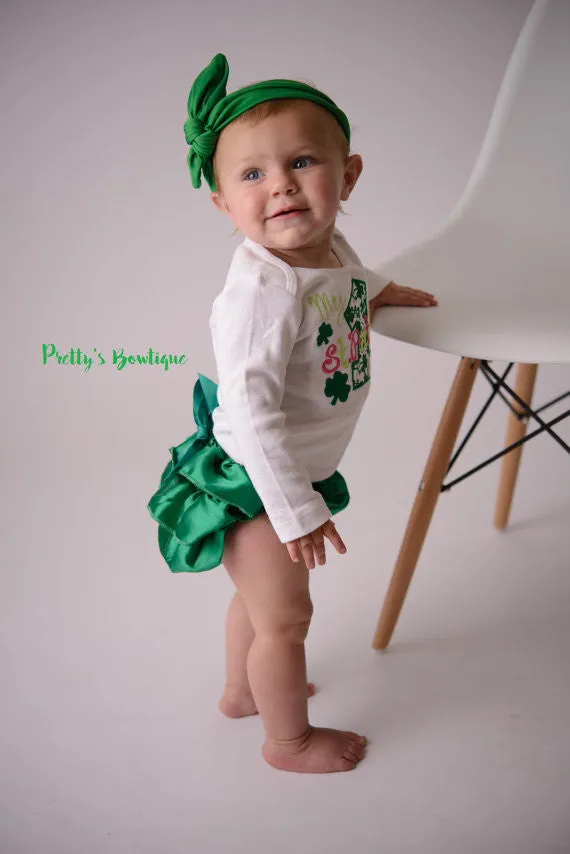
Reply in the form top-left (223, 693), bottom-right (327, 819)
top-left (2, 343), bottom-right (570, 854)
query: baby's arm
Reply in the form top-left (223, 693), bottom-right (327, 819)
top-left (210, 268), bottom-right (332, 546)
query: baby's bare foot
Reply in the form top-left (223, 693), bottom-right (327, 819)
top-left (262, 725), bottom-right (368, 773)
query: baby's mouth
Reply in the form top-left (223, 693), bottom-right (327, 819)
top-left (271, 208), bottom-right (308, 219)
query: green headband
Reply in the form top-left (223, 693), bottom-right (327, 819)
top-left (184, 53), bottom-right (351, 191)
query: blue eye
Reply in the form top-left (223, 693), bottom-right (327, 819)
top-left (244, 169), bottom-right (260, 181)
top-left (294, 157), bottom-right (312, 168)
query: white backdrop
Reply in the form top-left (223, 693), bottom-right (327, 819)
top-left (4, 2), bottom-right (570, 853)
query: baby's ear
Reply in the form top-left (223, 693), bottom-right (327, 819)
top-left (341, 154), bottom-right (363, 201)
top-left (210, 191), bottom-right (226, 213)
top-left (210, 188), bottom-right (233, 215)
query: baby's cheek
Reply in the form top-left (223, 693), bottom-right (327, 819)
top-left (311, 173), bottom-right (338, 212)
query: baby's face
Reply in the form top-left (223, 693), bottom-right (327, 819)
top-left (210, 101), bottom-right (362, 264)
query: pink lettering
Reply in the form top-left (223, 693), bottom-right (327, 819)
top-left (322, 343), bottom-right (341, 373)
top-left (348, 329), bottom-right (360, 363)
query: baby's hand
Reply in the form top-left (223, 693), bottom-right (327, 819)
top-left (369, 282), bottom-right (438, 323)
top-left (286, 520), bottom-right (347, 570)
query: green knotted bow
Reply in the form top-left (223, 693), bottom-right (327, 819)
top-left (184, 53), bottom-right (351, 191)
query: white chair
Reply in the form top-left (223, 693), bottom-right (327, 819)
top-left (370, 0), bottom-right (570, 650)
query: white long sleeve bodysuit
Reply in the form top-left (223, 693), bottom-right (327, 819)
top-left (209, 228), bottom-right (390, 544)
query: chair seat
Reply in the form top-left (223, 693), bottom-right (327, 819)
top-left (371, 217), bottom-right (570, 365)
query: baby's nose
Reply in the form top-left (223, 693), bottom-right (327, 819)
top-left (271, 170), bottom-right (298, 194)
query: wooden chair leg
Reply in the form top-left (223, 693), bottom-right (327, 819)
top-left (494, 363), bottom-right (538, 530)
top-left (372, 357), bottom-right (480, 650)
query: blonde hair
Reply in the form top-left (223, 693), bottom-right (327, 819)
top-left (213, 98), bottom-right (352, 235)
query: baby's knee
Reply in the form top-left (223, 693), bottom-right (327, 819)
top-left (284, 615), bottom-right (313, 644)
top-left (267, 602), bottom-right (314, 644)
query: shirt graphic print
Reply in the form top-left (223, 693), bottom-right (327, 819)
top-left (308, 277), bottom-right (371, 406)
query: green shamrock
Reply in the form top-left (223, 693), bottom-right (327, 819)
top-left (316, 322), bottom-right (333, 346)
top-left (325, 371), bottom-right (350, 405)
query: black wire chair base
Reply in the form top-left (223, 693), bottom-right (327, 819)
top-left (440, 360), bottom-right (570, 492)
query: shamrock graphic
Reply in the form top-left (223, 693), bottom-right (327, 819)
top-left (344, 279), bottom-right (366, 329)
top-left (325, 371), bottom-right (350, 406)
top-left (316, 322), bottom-right (333, 347)
top-left (344, 278), bottom-right (371, 391)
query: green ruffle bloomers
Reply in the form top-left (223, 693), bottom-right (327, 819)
top-left (147, 374), bottom-right (350, 572)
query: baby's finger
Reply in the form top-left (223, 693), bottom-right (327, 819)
top-left (407, 292), bottom-right (437, 305)
top-left (287, 542), bottom-right (300, 563)
top-left (311, 530), bottom-right (327, 566)
top-left (299, 536), bottom-right (317, 570)
top-left (323, 521), bottom-right (347, 555)
top-left (412, 289), bottom-right (438, 303)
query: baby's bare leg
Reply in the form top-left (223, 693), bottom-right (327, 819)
top-left (218, 592), bottom-right (256, 717)
top-left (219, 590), bottom-right (316, 719)
top-left (223, 592), bottom-right (255, 695)
top-left (222, 514), bottom-right (367, 773)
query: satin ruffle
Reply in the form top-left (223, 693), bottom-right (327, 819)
top-left (147, 373), bottom-right (350, 572)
